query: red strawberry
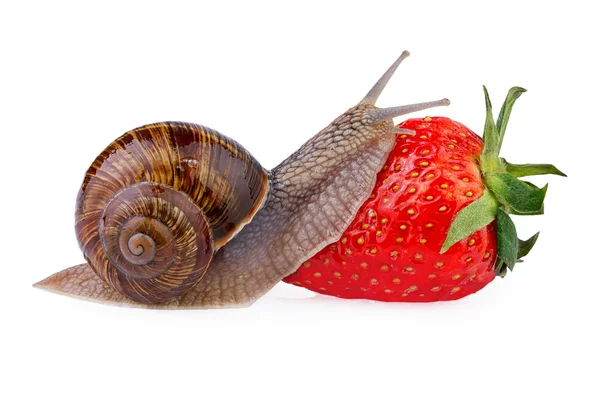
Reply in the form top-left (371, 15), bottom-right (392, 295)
top-left (284, 87), bottom-right (565, 302)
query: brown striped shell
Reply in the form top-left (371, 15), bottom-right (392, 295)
top-left (75, 122), bottom-right (269, 304)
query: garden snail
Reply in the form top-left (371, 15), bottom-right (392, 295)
top-left (34, 51), bottom-right (450, 308)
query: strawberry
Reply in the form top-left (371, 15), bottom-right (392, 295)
top-left (283, 87), bottom-right (565, 302)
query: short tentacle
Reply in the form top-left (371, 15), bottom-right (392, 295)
top-left (392, 127), bottom-right (417, 135)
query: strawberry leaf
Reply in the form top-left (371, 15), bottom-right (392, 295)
top-left (510, 205), bottom-right (544, 216)
top-left (501, 158), bottom-right (567, 178)
top-left (518, 232), bottom-right (540, 259)
top-left (440, 189), bottom-right (498, 253)
top-left (485, 172), bottom-right (547, 215)
top-left (480, 86), bottom-right (504, 173)
top-left (496, 87), bottom-right (527, 149)
top-left (495, 208), bottom-right (518, 271)
top-left (477, 86), bottom-right (564, 278)
top-left (494, 258), bottom-right (509, 278)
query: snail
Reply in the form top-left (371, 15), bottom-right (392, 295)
top-left (34, 51), bottom-right (450, 308)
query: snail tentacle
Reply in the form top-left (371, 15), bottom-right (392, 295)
top-left (362, 50), bottom-right (410, 104)
top-left (367, 98), bottom-right (450, 123)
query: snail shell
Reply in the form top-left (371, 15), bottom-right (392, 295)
top-left (75, 122), bottom-right (268, 303)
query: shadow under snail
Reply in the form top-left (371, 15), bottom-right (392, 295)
top-left (34, 51), bottom-right (450, 308)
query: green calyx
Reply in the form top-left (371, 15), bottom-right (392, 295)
top-left (440, 86), bottom-right (566, 277)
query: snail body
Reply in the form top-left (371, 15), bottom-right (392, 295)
top-left (35, 51), bottom-right (450, 308)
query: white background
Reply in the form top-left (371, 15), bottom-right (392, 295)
top-left (1, 1), bottom-right (597, 399)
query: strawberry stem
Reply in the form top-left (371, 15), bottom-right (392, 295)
top-left (441, 86), bottom-right (566, 277)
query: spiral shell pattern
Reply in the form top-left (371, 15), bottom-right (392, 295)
top-left (75, 122), bottom-right (269, 303)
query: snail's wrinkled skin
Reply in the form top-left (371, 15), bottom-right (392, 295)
top-left (34, 51), bottom-right (450, 308)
